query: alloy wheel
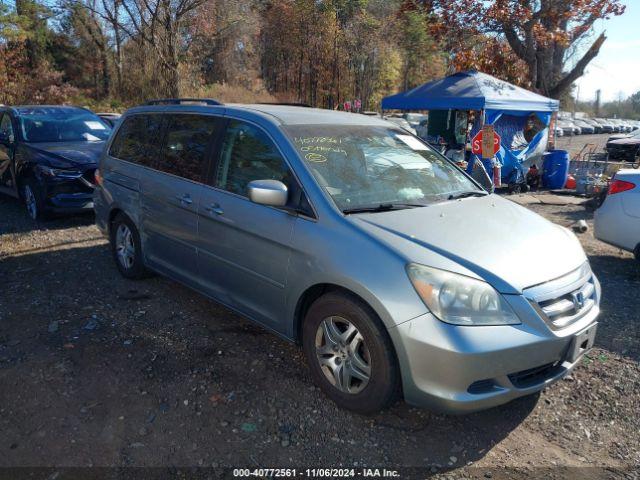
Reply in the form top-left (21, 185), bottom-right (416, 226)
top-left (115, 224), bottom-right (135, 270)
top-left (23, 185), bottom-right (37, 220)
top-left (315, 316), bottom-right (371, 394)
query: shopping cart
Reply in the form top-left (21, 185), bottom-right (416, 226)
top-left (569, 144), bottom-right (610, 196)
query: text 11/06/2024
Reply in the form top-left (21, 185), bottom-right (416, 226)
top-left (232, 468), bottom-right (401, 478)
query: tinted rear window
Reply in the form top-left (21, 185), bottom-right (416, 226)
top-left (109, 114), bottom-right (164, 166)
top-left (156, 114), bottom-right (219, 183)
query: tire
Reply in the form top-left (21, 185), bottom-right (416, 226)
top-left (21, 178), bottom-right (48, 220)
top-left (110, 213), bottom-right (149, 279)
top-left (302, 291), bottom-right (400, 414)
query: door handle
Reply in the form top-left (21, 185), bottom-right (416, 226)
top-left (175, 194), bottom-right (193, 205)
top-left (205, 203), bottom-right (224, 215)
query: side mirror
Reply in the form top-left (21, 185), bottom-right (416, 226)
top-left (247, 179), bottom-right (288, 207)
top-left (0, 132), bottom-right (14, 146)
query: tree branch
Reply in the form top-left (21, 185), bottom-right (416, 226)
top-left (502, 24), bottom-right (526, 60)
top-left (549, 32), bottom-right (606, 98)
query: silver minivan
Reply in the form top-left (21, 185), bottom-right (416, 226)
top-left (94, 101), bottom-right (600, 414)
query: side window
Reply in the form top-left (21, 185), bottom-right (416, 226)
top-left (155, 114), bottom-right (218, 183)
top-left (109, 114), bottom-right (164, 167)
top-left (214, 120), bottom-right (290, 197)
top-left (0, 114), bottom-right (14, 139)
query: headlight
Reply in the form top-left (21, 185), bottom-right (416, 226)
top-left (37, 165), bottom-right (83, 178)
top-left (406, 263), bottom-right (520, 326)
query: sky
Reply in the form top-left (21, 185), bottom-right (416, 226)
top-left (574, 1), bottom-right (640, 103)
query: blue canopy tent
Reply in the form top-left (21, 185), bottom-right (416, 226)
top-left (381, 70), bottom-right (559, 183)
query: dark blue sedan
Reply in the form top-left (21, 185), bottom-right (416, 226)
top-left (0, 105), bottom-right (112, 219)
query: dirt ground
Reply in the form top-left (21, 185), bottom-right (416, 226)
top-left (1, 186), bottom-right (639, 479)
top-left (556, 133), bottom-right (610, 159)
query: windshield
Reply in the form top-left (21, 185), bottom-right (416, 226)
top-left (18, 107), bottom-right (111, 143)
top-left (284, 125), bottom-right (483, 212)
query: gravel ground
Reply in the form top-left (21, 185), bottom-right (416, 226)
top-left (0, 190), bottom-right (639, 479)
top-left (555, 133), bottom-right (610, 159)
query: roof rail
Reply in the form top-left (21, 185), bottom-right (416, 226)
top-left (258, 102), bottom-right (312, 108)
top-left (145, 98), bottom-right (223, 106)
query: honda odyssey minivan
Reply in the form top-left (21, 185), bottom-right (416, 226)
top-left (94, 100), bottom-right (600, 414)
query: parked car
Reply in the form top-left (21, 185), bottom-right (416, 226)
top-left (607, 131), bottom-right (630, 143)
top-left (95, 100), bottom-right (600, 414)
top-left (620, 121), bottom-right (634, 133)
top-left (581, 119), bottom-right (602, 134)
top-left (610, 119), bottom-right (624, 133)
top-left (595, 118), bottom-right (615, 133)
top-left (574, 120), bottom-right (595, 135)
top-left (553, 125), bottom-right (564, 138)
top-left (0, 105), bottom-right (112, 219)
top-left (594, 170), bottom-right (640, 260)
top-left (402, 113), bottom-right (428, 128)
top-left (608, 119), bottom-right (624, 133)
top-left (557, 120), bottom-right (575, 136)
top-left (384, 116), bottom-right (417, 135)
top-left (570, 121), bottom-right (583, 135)
top-left (97, 112), bottom-right (122, 127)
top-left (606, 130), bottom-right (640, 163)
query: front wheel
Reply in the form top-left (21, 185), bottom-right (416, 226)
top-left (302, 292), bottom-right (400, 414)
top-left (22, 178), bottom-right (47, 220)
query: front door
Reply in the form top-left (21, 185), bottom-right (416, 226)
top-left (196, 119), bottom-right (297, 331)
top-left (0, 113), bottom-right (17, 193)
top-left (139, 113), bottom-right (222, 286)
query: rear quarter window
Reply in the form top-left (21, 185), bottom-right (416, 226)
top-left (109, 114), bottom-right (164, 167)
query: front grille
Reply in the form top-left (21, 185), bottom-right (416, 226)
top-left (524, 262), bottom-right (596, 330)
top-left (508, 361), bottom-right (564, 389)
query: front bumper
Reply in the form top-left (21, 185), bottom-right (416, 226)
top-left (38, 169), bottom-right (96, 213)
top-left (389, 274), bottom-right (601, 414)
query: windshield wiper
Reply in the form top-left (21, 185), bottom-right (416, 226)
top-left (343, 203), bottom-right (424, 214)
top-left (448, 190), bottom-right (489, 200)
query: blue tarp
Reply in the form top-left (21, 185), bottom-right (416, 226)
top-left (381, 70), bottom-right (559, 113)
top-left (382, 71), bottom-right (558, 183)
top-left (469, 113), bottom-right (549, 181)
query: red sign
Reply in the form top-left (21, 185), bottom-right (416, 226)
top-left (471, 128), bottom-right (501, 158)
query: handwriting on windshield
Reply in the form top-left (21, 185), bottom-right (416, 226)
top-left (300, 145), bottom-right (346, 155)
top-left (305, 153), bottom-right (327, 163)
top-left (295, 136), bottom-right (342, 145)
top-left (295, 136), bottom-right (346, 161)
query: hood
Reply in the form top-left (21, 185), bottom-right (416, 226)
top-left (610, 137), bottom-right (640, 146)
top-left (351, 195), bottom-right (586, 294)
top-left (26, 141), bottom-right (105, 166)
top-left (607, 134), bottom-right (628, 142)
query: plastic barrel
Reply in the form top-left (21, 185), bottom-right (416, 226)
top-left (542, 150), bottom-right (570, 190)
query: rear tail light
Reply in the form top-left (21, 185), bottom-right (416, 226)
top-left (608, 179), bottom-right (636, 195)
top-left (94, 169), bottom-right (103, 186)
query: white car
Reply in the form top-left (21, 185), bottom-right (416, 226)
top-left (594, 169), bottom-right (640, 260)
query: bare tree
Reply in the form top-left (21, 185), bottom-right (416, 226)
top-left (69, 0), bottom-right (111, 96)
top-left (117, 0), bottom-right (208, 96)
top-left (70, 0), bottom-right (207, 96)
top-left (98, 0), bottom-right (124, 94)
